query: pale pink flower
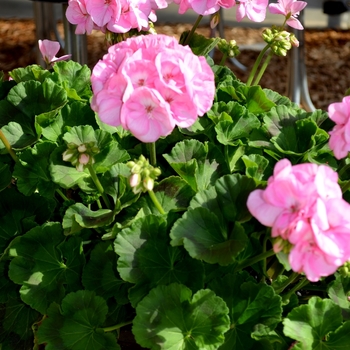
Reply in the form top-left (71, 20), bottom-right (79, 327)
top-left (121, 87), bottom-right (175, 142)
top-left (173, 0), bottom-right (234, 16)
top-left (236, 0), bottom-right (269, 23)
top-left (38, 40), bottom-right (71, 66)
top-left (247, 159), bottom-right (350, 281)
top-left (91, 34), bottom-right (215, 142)
top-left (86, 0), bottom-right (120, 27)
top-left (328, 96), bottom-right (350, 159)
top-left (66, 0), bottom-right (95, 34)
top-left (269, 0), bottom-right (307, 30)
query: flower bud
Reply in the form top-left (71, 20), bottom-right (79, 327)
top-left (143, 177), bottom-right (154, 191)
top-left (129, 173), bottom-right (141, 188)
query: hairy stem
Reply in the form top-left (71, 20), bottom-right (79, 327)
top-left (103, 320), bottom-right (133, 333)
top-left (148, 142), bottom-right (157, 166)
top-left (252, 50), bottom-right (274, 86)
top-left (0, 129), bottom-right (18, 163)
top-left (182, 15), bottom-right (203, 46)
top-left (246, 44), bottom-right (271, 87)
top-left (148, 189), bottom-right (166, 215)
top-left (87, 164), bottom-right (111, 209)
top-left (234, 249), bottom-right (275, 272)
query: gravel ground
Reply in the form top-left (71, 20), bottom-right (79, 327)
top-left (1, 19), bottom-right (350, 111)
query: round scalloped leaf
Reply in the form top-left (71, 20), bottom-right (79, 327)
top-left (133, 283), bottom-right (230, 350)
top-left (170, 207), bottom-right (248, 265)
top-left (13, 140), bottom-right (57, 197)
top-left (114, 215), bottom-right (204, 306)
top-left (37, 290), bottom-right (120, 350)
top-left (8, 222), bottom-right (85, 314)
top-left (209, 273), bottom-right (282, 349)
top-left (283, 296), bottom-right (345, 349)
top-left (82, 241), bottom-right (126, 300)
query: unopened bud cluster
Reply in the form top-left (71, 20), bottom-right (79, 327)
top-left (217, 39), bottom-right (240, 58)
top-left (262, 26), bottom-right (299, 56)
top-left (62, 142), bottom-right (99, 172)
top-left (127, 155), bottom-right (161, 194)
top-left (338, 260), bottom-right (350, 277)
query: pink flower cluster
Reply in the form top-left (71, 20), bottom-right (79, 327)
top-left (90, 34), bottom-right (215, 142)
top-left (66, 0), bottom-right (168, 34)
top-left (328, 96), bottom-right (350, 160)
top-left (247, 159), bottom-right (350, 282)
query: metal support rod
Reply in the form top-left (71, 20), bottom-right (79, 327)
top-left (210, 8), bottom-right (247, 71)
top-left (286, 11), bottom-right (316, 112)
top-left (62, 4), bottom-right (88, 65)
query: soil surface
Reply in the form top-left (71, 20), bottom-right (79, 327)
top-left (1, 18), bottom-right (350, 111)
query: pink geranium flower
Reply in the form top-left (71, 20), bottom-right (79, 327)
top-left (38, 40), bottom-right (71, 66)
top-left (65, 0), bottom-right (95, 34)
top-left (121, 87), bottom-right (175, 142)
top-left (247, 159), bottom-right (350, 281)
top-left (91, 34), bottom-right (215, 142)
top-left (236, 0), bottom-right (269, 23)
top-left (269, 0), bottom-right (307, 30)
top-left (328, 95), bottom-right (350, 159)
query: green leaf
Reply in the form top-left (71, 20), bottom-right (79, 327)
top-left (82, 241), bottom-right (126, 300)
top-left (243, 85), bottom-right (276, 114)
top-left (215, 112), bottom-right (260, 146)
top-left (7, 79), bottom-right (67, 127)
top-left (0, 121), bottom-right (39, 151)
top-left (63, 203), bottom-right (116, 235)
top-left (13, 140), bottom-right (57, 197)
top-left (133, 283), bottom-right (230, 350)
top-left (2, 297), bottom-right (40, 339)
top-left (114, 215), bottom-right (204, 306)
top-left (0, 161), bottom-right (11, 191)
top-left (164, 140), bottom-right (222, 192)
top-left (8, 222), bottom-right (85, 314)
top-left (52, 61), bottom-right (92, 101)
top-left (0, 187), bottom-right (55, 253)
top-left (214, 174), bottom-right (256, 222)
top-left (271, 118), bottom-right (318, 156)
top-left (170, 207), bottom-right (248, 265)
top-left (135, 176), bottom-right (195, 214)
top-left (9, 64), bottom-right (52, 83)
top-left (37, 290), bottom-right (120, 350)
top-left (242, 154), bottom-right (269, 181)
top-left (328, 274), bottom-right (350, 320)
top-left (49, 145), bottom-right (94, 191)
top-left (181, 31), bottom-right (221, 56)
top-left (209, 273), bottom-right (282, 350)
top-left (283, 296), bottom-right (344, 350)
top-left (41, 101), bottom-right (98, 141)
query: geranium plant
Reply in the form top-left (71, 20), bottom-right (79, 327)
top-left (1, 0), bottom-right (350, 349)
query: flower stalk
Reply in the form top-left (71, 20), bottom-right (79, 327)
top-left (86, 163), bottom-right (111, 209)
top-left (234, 249), bottom-right (275, 272)
top-left (0, 129), bottom-right (18, 163)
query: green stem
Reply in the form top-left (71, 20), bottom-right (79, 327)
top-left (341, 180), bottom-right (350, 194)
top-left (148, 142), bottom-right (157, 166)
top-left (148, 190), bottom-right (166, 215)
top-left (87, 164), bottom-right (111, 209)
top-left (219, 53), bottom-right (228, 66)
top-left (55, 188), bottom-right (69, 202)
top-left (246, 44), bottom-right (271, 87)
top-left (252, 50), bottom-right (274, 86)
top-left (182, 15), bottom-right (203, 46)
top-left (0, 129), bottom-right (18, 163)
top-left (338, 160), bottom-right (350, 178)
top-left (274, 271), bottom-right (300, 294)
top-left (260, 235), bottom-right (269, 281)
top-left (96, 198), bottom-right (103, 210)
top-left (234, 249), bottom-right (275, 272)
top-left (103, 320), bottom-right (133, 333)
top-left (282, 277), bottom-right (309, 302)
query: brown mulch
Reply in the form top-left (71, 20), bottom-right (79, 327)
top-left (1, 18), bottom-right (350, 111)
